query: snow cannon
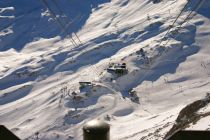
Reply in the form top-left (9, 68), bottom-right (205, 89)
top-left (83, 120), bottom-right (110, 140)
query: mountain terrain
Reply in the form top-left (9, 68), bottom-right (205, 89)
top-left (0, 0), bottom-right (210, 139)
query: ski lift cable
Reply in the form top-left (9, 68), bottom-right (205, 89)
top-left (51, 0), bottom-right (83, 45)
top-left (43, 0), bottom-right (78, 47)
top-left (42, 0), bottom-right (78, 47)
top-left (62, 14), bottom-right (83, 35)
top-left (50, 0), bottom-right (75, 31)
top-left (179, 0), bottom-right (206, 27)
top-left (159, 0), bottom-right (191, 46)
top-left (163, 0), bottom-right (206, 47)
top-left (145, 0), bottom-right (206, 70)
top-left (40, 0), bottom-right (78, 47)
top-left (49, 0), bottom-right (76, 33)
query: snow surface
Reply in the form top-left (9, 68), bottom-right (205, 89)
top-left (0, 0), bottom-right (210, 140)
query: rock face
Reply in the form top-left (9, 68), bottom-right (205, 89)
top-left (165, 93), bottom-right (210, 139)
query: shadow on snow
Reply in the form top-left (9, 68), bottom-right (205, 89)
top-left (0, 0), bottom-right (111, 51)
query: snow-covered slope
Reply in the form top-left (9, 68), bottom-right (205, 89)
top-left (0, 0), bottom-right (210, 139)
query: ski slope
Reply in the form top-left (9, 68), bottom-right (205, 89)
top-left (0, 0), bottom-right (210, 139)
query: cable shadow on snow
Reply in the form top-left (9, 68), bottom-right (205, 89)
top-left (0, 14), bottom-right (172, 90)
top-left (120, 44), bottom-right (200, 98)
top-left (187, 0), bottom-right (210, 19)
top-left (0, 0), bottom-right (111, 51)
top-left (118, 24), bottom-right (199, 97)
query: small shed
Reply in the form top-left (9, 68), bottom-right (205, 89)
top-left (79, 82), bottom-right (93, 90)
top-left (79, 82), bottom-right (92, 85)
top-left (129, 90), bottom-right (139, 103)
top-left (107, 63), bottom-right (128, 76)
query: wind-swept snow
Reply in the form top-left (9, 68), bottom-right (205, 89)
top-left (0, 0), bottom-right (210, 140)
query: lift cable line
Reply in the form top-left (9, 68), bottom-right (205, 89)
top-left (41, 0), bottom-right (79, 47)
top-left (162, 0), bottom-right (206, 47)
top-left (41, 0), bottom-right (78, 47)
top-left (179, 0), bottom-right (206, 27)
top-left (161, 0), bottom-right (191, 41)
top-left (51, 0), bottom-right (83, 45)
top-left (159, 0), bottom-right (191, 47)
top-left (144, 0), bottom-right (206, 70)
top-left (44, 0), bottom-right (97, 79)
top-left (159, 0), bottom-right (205, 47)
top-left (40, 0), bottom-right (78, 47)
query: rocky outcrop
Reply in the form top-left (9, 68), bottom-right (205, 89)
top-left (165, 93), bottom-right (210, 139)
